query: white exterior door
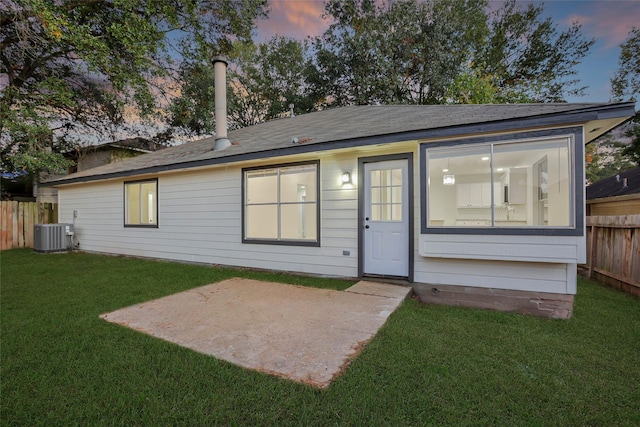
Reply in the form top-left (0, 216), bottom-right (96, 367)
top-left (363, 159), bottom-right (410, 277)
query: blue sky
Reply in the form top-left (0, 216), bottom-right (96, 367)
top-left (256, 0), bottom-right (640, 103)
top-left (536, 1), bottom-right (639, 102)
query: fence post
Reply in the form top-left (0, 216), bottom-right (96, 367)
top-left (12, 201), bottom-right (18, 248)
top-left (588, 223), bottom-right (596, 279)
top-left (0, 202), bottom-right (10, 250)
top-left (25, 202), bottom-right (35, 247)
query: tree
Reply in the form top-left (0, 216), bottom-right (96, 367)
top-left (611, 27), bottom-right (640, 164)
top-left (0, 0), bottom-right (267, 175)
top-left (228, 37), bottom-right (322, 128)
top-left (445, 71), bottom-right (499, 104)
top-left (313, 0), bottom-right (488, 106)
top-left (585, 133), bottom-right (636, 184)
top-left (612, 27), bottom-right (640, 101)
top-left (169, 36), bottom-right (322, 134)
top-left (166, 61), bottom-right (217, 136)
top-left (474, 0), bottom-right (593, 102)
top-left (312, 0), bottom-right (593, 106)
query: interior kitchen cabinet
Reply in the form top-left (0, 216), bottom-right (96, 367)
top-left (457, 182), bottom-right (501, 208)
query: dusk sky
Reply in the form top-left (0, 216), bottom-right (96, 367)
top-left (255, 0), bottom-right (640, 103)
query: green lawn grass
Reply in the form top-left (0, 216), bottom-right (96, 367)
top-left (1, 249), bottom-right (639, 426)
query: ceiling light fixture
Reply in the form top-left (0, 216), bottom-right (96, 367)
top-left (443, 174), bottom-right (456, 185)
top-left (442, 159), bottom-right (455, 185)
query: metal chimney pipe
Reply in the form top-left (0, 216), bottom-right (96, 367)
top-left (212, 55), bottom-right (231, 150)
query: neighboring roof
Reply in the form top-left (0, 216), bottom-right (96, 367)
top-left (586, 167), bottom-right (640, 200)
top-left (45, 102), bottom-right (635, 186)
top-left (71, 137), bottom-right (167, 155)
top-left (1, 169), bottom-right (28, 179)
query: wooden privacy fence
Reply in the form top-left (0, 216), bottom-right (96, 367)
top-left (583, 214), bottom-right (640, 297)
top-left (0, 201), bottom-right (58, 250)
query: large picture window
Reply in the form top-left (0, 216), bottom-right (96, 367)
top-left (243, 161), bottom-right (319, 245)
top-left (124, 179), bottom-right (158, 227)
top-left (424, 134), bottom-right (574, 231)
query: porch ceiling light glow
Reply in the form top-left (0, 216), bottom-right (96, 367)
top-left (443, 174), bottom-right (456, 185)
top-left (341, 171), bottom-right (352, 185)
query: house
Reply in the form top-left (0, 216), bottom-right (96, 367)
top-left (37, 137), bottom-right (167, 204)
top-left (43, 99), bottom-right (635, 318)
top-left (67, 137), bottom-right (168, 173)
top-left (586, 166), bottom-right (640, 215)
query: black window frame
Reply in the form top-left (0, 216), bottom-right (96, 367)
top-left (123, 178), bottom-right (159, 228)
top-left (420, 127), bottom-right (584, 236)
top-left (242, 160), bottom-right (321, 247)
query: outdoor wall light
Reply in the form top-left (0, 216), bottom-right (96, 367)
top-left (341, 171), bottom-right (352, 185)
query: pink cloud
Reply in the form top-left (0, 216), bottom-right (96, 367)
top-left (564, 3), bottom-right (639, 49)
top-left (256, 0), bottom-right (329, 41)
top-left (564, 13), bottom-right (592, 27)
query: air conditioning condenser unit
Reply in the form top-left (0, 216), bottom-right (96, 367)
top-left (34, 224), bottom-right (74, 253)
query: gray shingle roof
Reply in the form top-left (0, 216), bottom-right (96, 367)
top-left (586, 167), bottom-right (640, 199)
top-left (46, 103), bottom-right (634, 185)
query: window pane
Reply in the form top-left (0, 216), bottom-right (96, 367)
top-left (427, 145), bottom-right (491, 227)
top-left (370, 187), bottom-right (379, 204)
top-left (426, 138), bottom-right (572, 228)
top-left (392, 186), bottom-right (402, 204)
top-left (380, 169), bottom-right (391, 187)
top-left (281, 203), bottom-right (317, 240)
top-left (381, 203), bottom-right (392, 221)
top-left (392, 203), bottom-right (402, 221)
top-left (391, 168), bottom-right (402, 186)
top-left (280, 165), bottom-right (317, 203)
top-left (494, 139), bottom-right (571, 227)
top-left (140, 182), bottom-right (156, 225)
top-left (246, 170), bottom-right (278, 204)
top-left (370, 204), bottom-right (381, 221)
top-left (126, 184), bottom-right (141, 224)
top-left (381, 185), bottom-right (392, 204)
top-left (246, 205), bottom-right (278, 239)
top-left (371, 170), bottom-right (381, 187)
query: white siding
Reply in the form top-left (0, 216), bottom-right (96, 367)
top-left (58, 133), bottom-right (582, 296)
top-left (58, 156), bottom-right (361, 278)
top-left (413, 256), bottom-right (577, 295)
top-left (418, 234), bottom-right (585, 264)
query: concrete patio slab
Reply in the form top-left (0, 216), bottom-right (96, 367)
top-left (100, 278), bottom-right (411, 388)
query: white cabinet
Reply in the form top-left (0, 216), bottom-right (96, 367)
top-left (502, 167), bottom-right (527, 205)
top-left (456, 183), bottom-right (474, 207)
top-left (457, 182), bottom-right (501, 208)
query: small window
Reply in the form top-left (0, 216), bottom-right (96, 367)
top-left (124, 179), bottom-right (158, 227)
top-left (370, 168), bottom-right (403, 221)
top-left (243, 161), bottom-right (319, 245)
